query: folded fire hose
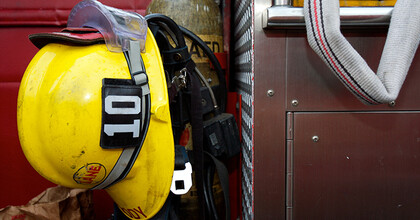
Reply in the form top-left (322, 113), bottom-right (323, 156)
top-left (304, 0), bottom-right (420, 105)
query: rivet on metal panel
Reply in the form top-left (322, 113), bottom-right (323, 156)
top-left (312, 135), bottom-right (319, 142)
top-left (267, 89), bottom-right (275, 97)
top-left (291, 99), bottom-right (299, 107)
top-left (388, 101), bottom-right (396, 107)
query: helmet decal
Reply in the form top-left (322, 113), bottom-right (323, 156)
top-left (73, 163), bottom-right (106, 185)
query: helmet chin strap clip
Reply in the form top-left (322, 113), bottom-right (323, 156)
top-left (127, 40), bottom-right (150, 95)
top-left (93, 40), bottom-right (152, 190)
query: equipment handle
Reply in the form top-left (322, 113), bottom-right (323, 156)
top-left (263, 5), bottom-right (393, 28)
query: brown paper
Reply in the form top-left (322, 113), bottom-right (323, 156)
top-left (0, 185), bottom-right (94, 220)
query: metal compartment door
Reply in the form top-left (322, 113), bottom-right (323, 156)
top-left (292, 112), bottom-right (420, 219)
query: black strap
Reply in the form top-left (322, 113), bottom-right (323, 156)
top-left (186, 61), bottom-right (206, 219)
top-left (186, 60), bottom-right (231, 220)
top-left (161, 46), bottom-right (191, 67)
top-left (204, 152), bottom-right (231, 220)
top-left (174, 145), bottom-right (188, 170)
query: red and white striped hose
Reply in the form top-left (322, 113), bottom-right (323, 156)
top-left (304, 0), bottom-right (420, 105)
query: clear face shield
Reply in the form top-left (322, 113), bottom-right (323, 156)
top-left (68, 0), bottom-right (147, 53)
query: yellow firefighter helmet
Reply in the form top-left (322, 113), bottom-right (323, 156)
top-left (17, 1), bottom-right (174, 219)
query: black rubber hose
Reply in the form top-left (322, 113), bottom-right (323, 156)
top-left (179, 25), bottom-right (227, 113)
top-left (145, 14), bottom-right (187, 48)
top-left (206, 164), bottom-right (219, 220)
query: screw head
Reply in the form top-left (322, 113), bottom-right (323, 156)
top-left (267, 89), bottom-right (275, 97)
top-left (388, 101), bottom-right (396, 107)
top-left (291, 99), bottom-right (299, 107)
top-left (312, 135), bottom-right (319, 142)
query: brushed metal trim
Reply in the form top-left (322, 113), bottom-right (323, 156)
top-left (286, 140), bottom-right (294, 220)
top-left (263, 6), bottom-right (393, 28)
top-left (287, 112), bottom-right (294, 140)
top-left (273, 0), bottom-right (291, 6)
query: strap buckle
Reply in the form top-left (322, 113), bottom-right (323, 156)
top-left (170, 162), bottom-right (192, 195)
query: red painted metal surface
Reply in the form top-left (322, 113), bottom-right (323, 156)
top-left (226, 92), bottom-right (242, 220)
top-left (0, 0), bottom-right (150, 26)
top-left (0, 83), bottom-right (57, 207)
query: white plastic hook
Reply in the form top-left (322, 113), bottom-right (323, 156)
top-left (170, 162), bottom-right (193, 195)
